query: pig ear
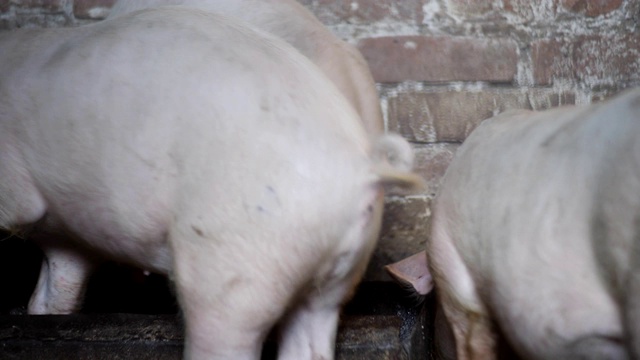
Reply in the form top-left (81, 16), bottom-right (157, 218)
top-left (384, 250), bottom-right (433, 296)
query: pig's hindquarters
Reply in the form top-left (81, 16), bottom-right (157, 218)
top-left (164, 96), bottom-right (379, 359)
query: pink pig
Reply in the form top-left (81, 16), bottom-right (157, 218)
top-left (0, 7), bottom-right (423, 359)
top-left (388, 90), bottom-right (640, 359)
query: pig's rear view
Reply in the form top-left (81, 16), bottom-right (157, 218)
top-left (429, 90), bottom-right (640, 360)
top-left (0, 8), bottom-right (421, 359)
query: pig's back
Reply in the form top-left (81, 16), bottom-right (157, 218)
top-left (448, 91), bottom-right (640, 278)
top-left (106, 0), bottom-right (385, 136)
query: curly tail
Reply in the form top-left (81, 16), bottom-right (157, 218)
top-left (372, 133), bottom-right (426, 194)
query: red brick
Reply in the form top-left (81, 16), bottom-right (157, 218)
top-left (309, 0), bottom-right (425, 25)
top-left (358, 36), bottom-right (518, 83)
top-left (533, 35), bottom-right (640, 85)
top-left (561, 0), bottom-right (622, 16)
top-left (532, 39), bottom-right (569, 85)
top-left (388, 89), bottom-right (576, 143)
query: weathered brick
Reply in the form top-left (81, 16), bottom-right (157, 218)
top-left (0, 18), bottom-right (11, 30)
top-left (358, 36), bottom-right (518, 83)
top-left (445, 0), bottom-right (561, 23)
top-left (574, 35), bottom-right (640, 85)
top-left (304, 0), bottom-right (425, 25)
top-left (502, 0), bottom-right (560, 22)
top-left (445, 0), bottom-right (501, 18)
top-left (411, 143), bottom-right (459, 196)
top-left (447, 0), bottom-right (495, 14)
top-left (11, 0), bottom-right (67, 11)
top-left (590, 87), bottom-right (636, 102)
top-left (497, 0), bottom-right (621, 21)
top-left (446, 0), bottom-right (622, 23)
top-left (533, 35), bottom-right (640, 85)
top-left (73, 0), bottom-right (115, 19)
top-left (388, 89), bottom-right (576, 143)
top-left (532, 39), bottom-right (569, 85)
top-left (561, 0), bottom-right (623, 16)
top-left (11, 10), bottom-right (72, 28)
top-left (366, 196), bottom-right (431, 281)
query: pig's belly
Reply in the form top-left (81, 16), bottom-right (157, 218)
top-left (42, 192), bottom-right (174, 275)
top-left (488, 249), bottom-right (623, 359)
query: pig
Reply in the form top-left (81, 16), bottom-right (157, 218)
top-left (107, 0), bottom-right (384, 137)
top-left (388, 89), bottom-right (640, 359)
top-left (0, 7), bottom-right (423, 359)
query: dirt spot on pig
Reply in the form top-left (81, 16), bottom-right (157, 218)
top-left (192, 225), bottom-right (205, 237)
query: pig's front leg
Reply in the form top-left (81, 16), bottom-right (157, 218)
top-left (28, 244), bottom-right (98, 314)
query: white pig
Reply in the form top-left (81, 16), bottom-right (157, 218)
top-left (107, 0), bottom-right (384, 137)
top-left (0, 7), bottom-right (423, 359)
top-left (426, 90), bottom-right (640, 359)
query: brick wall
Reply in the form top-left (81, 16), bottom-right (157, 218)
top-left (1, 0), bottom-right (638, 280)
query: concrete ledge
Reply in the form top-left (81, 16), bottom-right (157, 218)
top-left (0, 311), bottom-right (428, 359)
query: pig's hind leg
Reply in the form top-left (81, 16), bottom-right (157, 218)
top-left (276, 265), bottom-right (372, 360)
top-left (277, 196), bottom-right (382, 360)
top-left (429, 218), bottom-right (497, 360)
top-left (438, 292), bottom-right (497, 360)
top-left (170, 227), bottom-right (296, 360)
top-left (277, 285), bottom-right (344, 360)
top-left (276, 252), bottom-right (375, 360)
top-left (170, 189), bottom-right (381, 360)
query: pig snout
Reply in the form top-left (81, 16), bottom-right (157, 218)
top-left (384, 250), bottom-right (433, 296)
